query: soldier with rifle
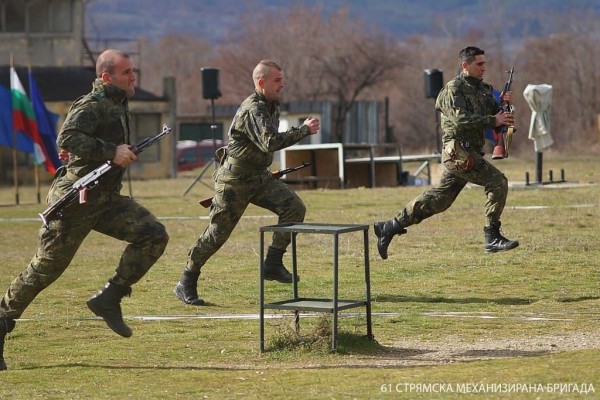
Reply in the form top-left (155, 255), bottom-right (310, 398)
top-left (0, 49), bottom-right (170, 371)
top-left (374, 46), bottom-right (519, 259)
top-left (174, 59), bottom-right (320, 306)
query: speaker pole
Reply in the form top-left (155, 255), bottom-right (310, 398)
top-left (182, 68), bottom-right (222, 197)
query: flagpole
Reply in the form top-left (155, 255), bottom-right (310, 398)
top-left (12, 130), bottom-right (19, 205)
top-left (28, 64), bottom-right (42, 204)
top-left (11, 53), bottom-right (19, 205)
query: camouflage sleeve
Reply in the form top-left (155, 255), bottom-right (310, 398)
top-left (57, 99), bottom-right (117, 162)
top-left (436, 84), bottom-right (496, 132)
top-left (244, 101), bottom-right (311, 153)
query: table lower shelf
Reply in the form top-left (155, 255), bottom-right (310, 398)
top-left (264, 297), bottom-right (368, 313)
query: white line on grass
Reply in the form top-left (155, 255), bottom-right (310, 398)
top-left (15, 311), bottom-right (599, 323)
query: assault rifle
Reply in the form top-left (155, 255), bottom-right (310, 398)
top-left (492, 67), bottom-right (516, 159)
top-left (39, 124), bottom-right (172, 226)
top-left (198, 162), bottom-right (311, 208)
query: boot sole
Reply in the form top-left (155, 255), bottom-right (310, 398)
top-left (485, 242), bottom-right (520, 253)
top-left (86, 300), bottom-right (133, 338)
top-left (264, 275), bottom-right (296, 284)
top-left (173, 287), bottom-right (205, 306)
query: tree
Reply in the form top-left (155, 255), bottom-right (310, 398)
top-left (209, 5), bottom-right (406, 143)
top-left (141, 35), bottom-right (213, 115)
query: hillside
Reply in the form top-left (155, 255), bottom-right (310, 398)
top-left (84, 0), bottom-right (600, 43)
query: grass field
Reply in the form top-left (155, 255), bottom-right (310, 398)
top-left (0, 154), bottom-right (599, 399)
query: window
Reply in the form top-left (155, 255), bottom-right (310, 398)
top-left (48, 0), bottom-right (72, 32)
top-left (2, 0), bottom-right (26, 32)
top-left (1, 0), bottom-right (73, 33)
top-left (28, 1), bottom-right (48, 32)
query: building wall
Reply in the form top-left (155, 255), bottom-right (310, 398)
top-left (0, 0), bottom-right (85, 67)
top-left (0, 1), bottom-right (176, 184)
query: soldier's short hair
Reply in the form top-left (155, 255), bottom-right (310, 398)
top-left (253, 60), bottom-right (282, 82)
top-left (96, 49), bottom-right (131, 77)
top-left (459, 47), bottom-right (485, 64)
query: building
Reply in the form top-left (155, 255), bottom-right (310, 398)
top-left (0, 0), bottom-right (175, 185)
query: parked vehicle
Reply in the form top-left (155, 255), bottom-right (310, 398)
top-left (176, 139), bottom-right (224, 172)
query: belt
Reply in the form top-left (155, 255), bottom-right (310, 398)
top-left (223, 157), bottom-right (266, 174)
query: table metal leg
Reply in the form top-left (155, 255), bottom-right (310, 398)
top-left (259, 231), bottom-right (265, 353)
top-left (292, 233), bottom-right (299, 333)
top-left (364, 228), bottom-right (373, 340)
top-left (332, 233), bottom-right (339, 351)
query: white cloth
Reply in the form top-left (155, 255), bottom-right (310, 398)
top-left (523, 84), bottom-right (553, 152)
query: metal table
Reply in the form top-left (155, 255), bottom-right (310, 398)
top-left (259, 222), bottom-right (373, 352)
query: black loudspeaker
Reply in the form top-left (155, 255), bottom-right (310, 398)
top-left (424, 69), bottom-right (444, 99)
top-left (201, 68), bottom-right (221, 99)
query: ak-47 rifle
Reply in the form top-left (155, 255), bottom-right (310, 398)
top-left (198, 161), bottom-right (311, 208)
top-left (492, 67), bottom-right (516, 159)
top-left (39, 124), bottom-right (172, 226)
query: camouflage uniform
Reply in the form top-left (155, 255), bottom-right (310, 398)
top-left (0, 79), bottom-right (169, 320)
top-left (395, 73), bottom-right (508, 228)
top-left (185, 91), bottom-right (311, 273)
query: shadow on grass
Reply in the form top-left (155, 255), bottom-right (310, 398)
top-left (558, 296), bottom-right (600, 303)
top-left (16, 334), bottom-right (553, 372)
top-left (17, 363), bottom-right (260, 371)
top-left (374, 294), bottom-right (535, 305)
top-left (454, 349), bottom-right (549, 358)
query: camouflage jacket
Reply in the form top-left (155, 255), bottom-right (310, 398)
top-left (57, 79), bottom-right (131, 192)
top-left (226, 91), bottom-right (311, 168)
top-left (435, 73), bottom-right (500, 152)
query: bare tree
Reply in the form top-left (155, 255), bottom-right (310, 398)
top-left (517, 10), bottom-right (600, 153)
top-left (137, 3), bottom-right (600, 155)
top-left (141, 35), bottom-right (213, 115)
top-left (209, 5), bottom-right (406, 143)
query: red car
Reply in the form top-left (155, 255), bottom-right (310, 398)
top-left (176, 140), bottom-right (224, 172)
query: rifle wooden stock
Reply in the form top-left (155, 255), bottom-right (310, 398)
top-left (198, 162), bottom-right (311, 208)
top-left (492, 126), bottom-right (508, 159)
top-left (492, 67), bottom-right (516, 160)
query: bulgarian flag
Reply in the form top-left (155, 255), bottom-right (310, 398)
top-left (10, 66), bottom-right (56, 174)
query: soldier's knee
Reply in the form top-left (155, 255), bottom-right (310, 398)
top-left (490, 173), bottom-right (508, 194)
top-left (294, 199), bottom-right (307, 220)
top-left (148, 222), bottom-right (169, 254)
top-left (156, 223), bottom-right (169, 246)
top-left (500, 174), bottom-right (508, 190)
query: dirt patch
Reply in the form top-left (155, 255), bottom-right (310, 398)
top-left (339, 331), bottom-right (600, 368)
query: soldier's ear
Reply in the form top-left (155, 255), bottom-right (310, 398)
top-left (101, 71), bottom-right (112, 84)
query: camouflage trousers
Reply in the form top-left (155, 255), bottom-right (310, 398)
top-left (0, 192), bottom-right (169, 320)
top-left (396, 152), bottom-right (508, 228)
top-left (186, 167), bottom-right (306, 272)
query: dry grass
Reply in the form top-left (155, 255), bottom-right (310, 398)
top-left (0, 154), bottom-right (599, 399)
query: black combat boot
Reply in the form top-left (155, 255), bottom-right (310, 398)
top-left (0, 316), bottom-right (16, 371)
top-left (373, 219), bottom-right (407, 260)
top-left (86, 282), bottom-right (133, 338)
top-left (484, 222), bottom-right (519, 253)
top-left (174, 269), bottom-right (205, 306)
top-left (263, 246), bottom-right (298, 283)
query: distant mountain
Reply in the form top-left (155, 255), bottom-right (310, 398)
top-left (84, 0), bottom-right (600, 43)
